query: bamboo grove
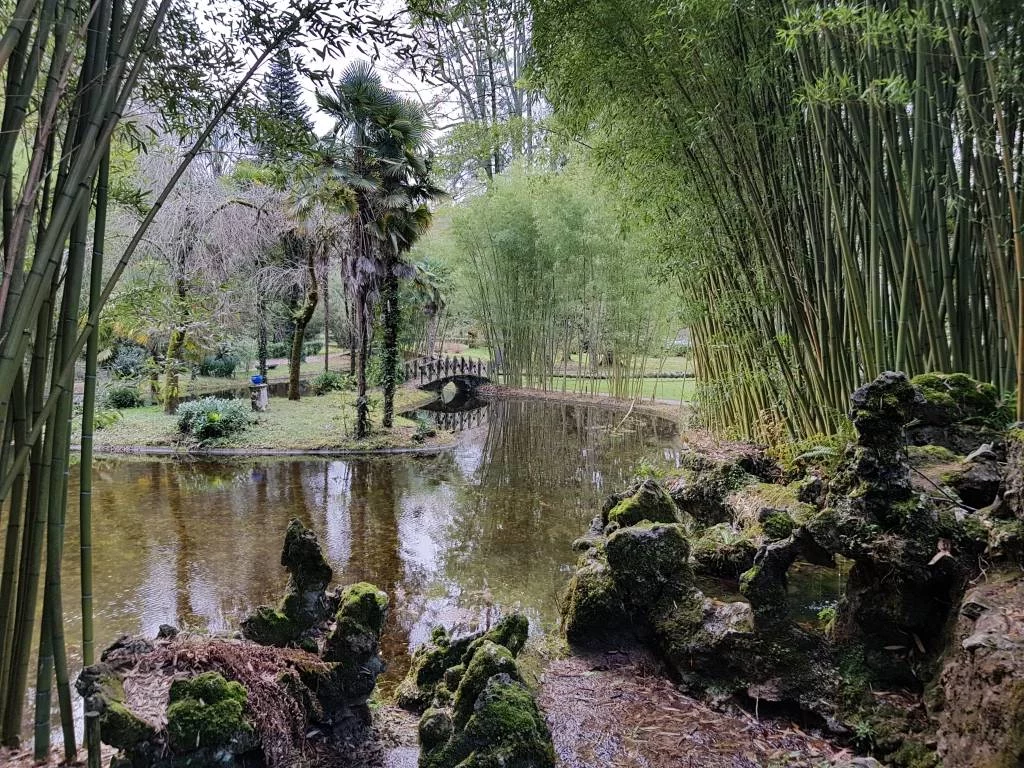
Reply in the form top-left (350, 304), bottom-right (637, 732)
top-left (532, 0), bottom-right (1024, 439)
top-left (0, 0), bottom-right (406, 760)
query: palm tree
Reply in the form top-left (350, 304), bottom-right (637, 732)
top-left (316, 62), bottom-right (443, 437)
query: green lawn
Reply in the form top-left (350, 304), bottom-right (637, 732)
top-left (541, 376), bottom-right (695, 403)
top-left (445, 347), bottom-right (692, 376)
top-left (83, 388), bottom-right (445, 453)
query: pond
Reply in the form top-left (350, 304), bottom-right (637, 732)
top-left (27, 396), bottom-right (680, 738)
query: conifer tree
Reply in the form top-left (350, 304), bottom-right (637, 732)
top-left (259, 49), bottom-right (314, 161)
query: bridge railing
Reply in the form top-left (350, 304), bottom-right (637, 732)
top-left (403, 355), bottom-right (489, 386)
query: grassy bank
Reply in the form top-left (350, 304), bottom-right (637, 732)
top-left (540, 376), bottom-right (694, 403)
top-left (79, 388), bottom-right (449, 454)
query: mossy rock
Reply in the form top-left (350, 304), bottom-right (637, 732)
top-left (762, 512), bottom-right (796, 541)
top-left (654, 596), bottom-right (754, 692)
top-left (166, 672), bottom-right (253, 753)
top-left (726, 482), bottom-right (816, 529)
top-left (605, 522), bottom-right (691, 605)
top-left (281, 518), bottom-right (333, 588)
top-left (561, 560), bottom-right (629, 646)
top-left (910, 372), bottom-right (1004, 427)
top-left (100, 700), bottom-right (158, 751)
top-left (397, 613), bottom-right (530, 713)
top-left (337, 582), bottom-right (389, 634)
top-left (669, 454), bottom-right (755, 526)
top-left (451, 640), bottom-right (522, 729)
top-left (422, 673), bottom-right (555, 768)
top-left (467, 613), bottom-right (529, 659)
top-left (691, 523), bottom-right (758, 578)
top-left (419, 707), bottom-right (454, 751)
top-left (240, 605), bottom-right (298, 647)
top-left (605, 479), bottom-right (679, 528)
top-left (907, 444), bottom-right (961, 465)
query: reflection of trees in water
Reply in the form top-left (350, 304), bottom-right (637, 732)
top-left (439, 400), bottom-right (674, 628)
top-left (71, 404), bottom-right (674, 691)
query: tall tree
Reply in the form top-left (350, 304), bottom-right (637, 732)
top-left (532, 0), bottom-right (1024, 438)
top-left (405, 0), bottom-right (546, 189)
top-left (258, 49), bottom-right (314, 161)
top-left (0, 0), bottom-right (409, 757)
top-left (317, 62), bottom-right (441, 438)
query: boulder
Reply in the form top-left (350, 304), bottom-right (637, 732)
top-left (1003, 427), bottom-right (1024, 521)
top-left (942, 453), bottom-right (1003, 510)
top-left (242, 519), bottom-right (336, 647)
top-left (604, 522), bottom-right (691, 605)
top-left (420, 673), bottom-right (555, 768)
top-left (934, 573), bottom-right (1024, 768)
top-left (804, 373), bottom-right (973, 682)
top-left (907, 373), bottom-right (1008, 454)
top-left (739, 538), bottom-right (799, 627)
top-left (451, 640), bottom-right (522, 729)
top-left (412, 620), bottom-right (555, 768)
top-left (603, 478), bottom-right (680, 528)
top-left (561, 560), bottom-right (629, 646)
top-left (397, 614), bottom-right (530, 713)
top-left (76, 663), bottom-right (157, 753)
top-left (667, 453), bottom-right (756, 526)
top-left (691, 523), bottom-right (757, 578)
top-left (322, 582), bottom-right (390, 704)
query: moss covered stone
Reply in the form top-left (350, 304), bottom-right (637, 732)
top-left (77, 662), bottom-right (158, 752)
top-left (605, 478), bottom-right (679, 528)
top-left (397, 613), bottom-right (531, 713)
top-left (762, 512), bottom-right (795, 541)
top-left (422, 673), bottom-right (555, 768)
top-left (691, 523), bottom-right (758, 578)
top-left (668, 453), bottom-right (756, 526)
top-left (605, 522), bottom-right (691, 605)
top-left (101, 700), bottom-right (158, 751)
top-left (419, 707), bottom-right (454, 751)
top-left (911, 372), bottom-right (1002, 427)
top-left (337, 582), bottom-right (389, 634)
top-left (320, 583), bottom-right (389, 705)
top-left (240, 606), bottom-right (297, 647)
top-left (166, 672), bottom-right (253, 753)
top-left (562, 560), bottom-right (628, 645)
top-left (739, 539), bottom-right (799, 626)
top-left (451, 641), bottom-right (522, 729)
top-left (241, 519), bottom-right (337, 647)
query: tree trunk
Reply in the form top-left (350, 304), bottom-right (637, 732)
top-left (288, 250), bottom-right (319, 400)
top-left (382, 269), bottom-right (400, 428)
top-left (322, 253), bottom-right (330, 372)
top-left (258, 298), bottom-right (268, 380)
top-left (347, 296), bottom-right (356, 377)
top-left (355, 288), bottom-right (370, 438)
top-left (162, 325), bottom-right (186, 415)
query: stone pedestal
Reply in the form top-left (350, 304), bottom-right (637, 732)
top-left (249, 384), bottom-right (269, 412)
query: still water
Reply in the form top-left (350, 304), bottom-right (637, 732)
top-left (31, 397), bottom-right (678, 734)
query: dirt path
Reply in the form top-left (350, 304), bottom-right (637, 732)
top-left (539, 648), bottom-right (843, 768)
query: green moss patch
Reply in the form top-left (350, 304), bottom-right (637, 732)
top-left (166, 672), bottom-right (253, 752)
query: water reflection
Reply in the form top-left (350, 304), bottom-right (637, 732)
top-left (33, 397), bottom-right (676, 735)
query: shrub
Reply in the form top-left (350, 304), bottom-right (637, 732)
top-left (267, 341), bottom-right (290, 358)
top-left (176, 397), bottom-right (251, 441)
top-left (197, 352), bottom-right (238, 378)
top-left (94, 409), bottom-right (122, 430)
top-left (367, 351), bottom-right (405, 387)
top-left (303, 341), bottom-right (322, 358)
top-left (108, 343), bottom-right (148, 379)
top-left (104, 386), bottom-right (142, 409)
top-left (310, 370), bottom-right (353, 395)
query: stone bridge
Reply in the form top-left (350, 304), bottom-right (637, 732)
top-left (403, 355), bottom-right (490, 393)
